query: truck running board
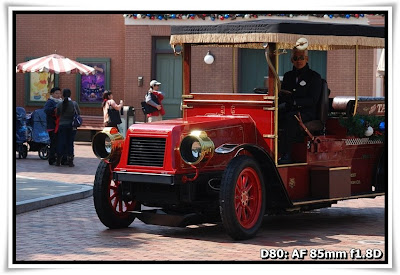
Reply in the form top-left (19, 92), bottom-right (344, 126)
top-left (130, 209), bottom-right (206, 227)
top-left (292, 192), bottom-right (385, 206)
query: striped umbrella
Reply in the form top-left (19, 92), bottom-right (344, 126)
top-left (16, 54), bottom-right (95, 75)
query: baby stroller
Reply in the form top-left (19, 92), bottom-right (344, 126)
top-left (27, 108), bottom-right (50, 160)
top-left (16, 107), bottom-right (29, 159)
top-left (16, 107), bottom-right (50, 159)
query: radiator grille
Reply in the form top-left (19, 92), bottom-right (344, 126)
top-left (128, 137), bottom-right (166, 167)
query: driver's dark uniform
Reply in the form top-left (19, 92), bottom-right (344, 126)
top-left (279, 63), bottom-right (322, 161)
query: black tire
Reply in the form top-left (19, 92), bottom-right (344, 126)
top-left (93, 161), bottom-right (139, 228)
top-left (38, 145), bottom-right (49, 160)
top-left (20, 145), bottom-right (28, 159)
top-left (17, 144), bottom-right (22, 159)
top-left (219, 155), bottom-right (266, 240)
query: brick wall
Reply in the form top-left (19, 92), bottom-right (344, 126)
top-left (191, 47), bottom-right (237, 93)
top-left (327, 49), bottom-right (375, 97)
top-left (124, 27), bottom-right (238, 122)
top-left (16, 14), bottom-right (379, 120)
top-left (16, 14), bottom-right (125, 115)
top-left (124, 25), bottom-right (172, 122)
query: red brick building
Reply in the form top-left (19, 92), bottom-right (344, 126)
top-left (15, 13), bottom-right (385, 122)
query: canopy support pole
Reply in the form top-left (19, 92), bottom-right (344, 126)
top-left (264, 43), bottom-right (279, 165)
top-left (232, 47), bottom-right (236, 93)
top-left (274, 48), bottom-right (279, 165)
top-left (182, 44), bottom-right (191, 120)
top-left (183, 44), bottom-right (191, 96)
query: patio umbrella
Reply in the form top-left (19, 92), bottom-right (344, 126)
top-left (16, 54), bottom-right (95, 75)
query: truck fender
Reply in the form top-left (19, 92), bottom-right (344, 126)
top-left (234, 144), bottom-right (293, 210)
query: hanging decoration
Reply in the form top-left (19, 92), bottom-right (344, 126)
top-left (123, 13), bottom-right (384, 21)
top-left (339, 114), bottom-right (385, 141)
top-left (364, 126), bottom-right (374, 137)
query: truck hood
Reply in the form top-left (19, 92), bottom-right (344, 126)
top-left (128, 115), bottom-right (255, 136)
top-left (118, 114), bottom-right (259, 173)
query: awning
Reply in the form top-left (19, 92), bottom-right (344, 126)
top-left (16, 54), bottom-right (95, 75)
top-left (170, 19), bottom-right (385, 50)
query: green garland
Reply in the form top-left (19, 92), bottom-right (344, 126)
top-left (339, 114), bottom-right (385, 141)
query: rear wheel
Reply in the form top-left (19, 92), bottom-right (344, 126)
top-left (93, 161), bottom-right (139, 228)
top-left (38, 145), bottom-right (49, 160)
top-left (220, 155), bottom-right (265, 240)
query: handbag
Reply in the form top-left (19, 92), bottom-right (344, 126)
top-left (72, 102), bottom-right (82, 128)
top-left (108, 101), bottom-right (122, 125)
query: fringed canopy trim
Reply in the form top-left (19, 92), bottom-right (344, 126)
top-left (170, 33), bottom-right (384, 50)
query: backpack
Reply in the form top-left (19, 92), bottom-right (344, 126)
top-left (141, 92), bottom-right (159, 114)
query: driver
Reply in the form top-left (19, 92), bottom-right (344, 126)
top-left (279, 47), bottom-right (322, 164)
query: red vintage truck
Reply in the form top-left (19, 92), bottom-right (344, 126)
top-left (91, 18), bottom-right (386, 240)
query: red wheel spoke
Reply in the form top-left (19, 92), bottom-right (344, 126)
top-left (244, 182), bottom-right (253, 193)
top-left (236, 205), bottom-right (242, 221)
top-left (235, 185), bottom-right (241, 195)
top-left (244, 204), bottom-right (253, 217)
top-left (112, 197), bottom-right (118, 210)
top-left (241, 206), bottom-right (247, 221)
top-left (235, 201), bottom-right (241, 211)
top-left (234, 194), bottom-right (241, 201)
top-left (248, 195), bottom-right (256, 201)
top-left (241, 175), bottom-right (248, 189)
top-left (110, 191), bottom-right (117, 201)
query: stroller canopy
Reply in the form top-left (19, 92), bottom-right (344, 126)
top-left (16, 107), bottom-right (28, 144)
top-left (29, 109), bottom-right (50, 144)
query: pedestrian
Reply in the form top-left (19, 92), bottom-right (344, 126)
top-left (145, 80), bottom-right (165, 122)
top-left (55, 88), bottom-right (80, 167)
top-left (102, 90), bottom-right (123, 128)
top-left (43, 87), bottom-right (62, 165)
top-left (278, 48), bottom-right (322, 164)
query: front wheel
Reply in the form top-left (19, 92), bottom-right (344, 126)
top-left (93, 161), bottom-right (139, 228)
top-left (220, 155), bottom-right (266, 240)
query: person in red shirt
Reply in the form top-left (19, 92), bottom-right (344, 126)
top-left (145, 80), bottom-right (165, 122)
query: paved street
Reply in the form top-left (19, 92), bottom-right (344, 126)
top-left (15, 142), bottom-right (387, 263)
top-left (16, 141), bottom-right (99, 185)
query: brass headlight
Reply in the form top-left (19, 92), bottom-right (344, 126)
top-left (180, 131), bottom-right (214, 166)
top-left (92, 127), bottom-right (124, 163)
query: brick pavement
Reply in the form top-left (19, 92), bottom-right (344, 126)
top-left (16, 142), bottom-right (99, 185)
top-left (15, 195), bottom-right (386, 262)
top-left (14, 141), bottom-right (388, 263)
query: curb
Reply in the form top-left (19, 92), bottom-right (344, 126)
top-left (16, 186), bottom-right (93, 214)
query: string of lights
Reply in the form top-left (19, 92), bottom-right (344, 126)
top-left (123, 13), bottom-right (384, 21)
